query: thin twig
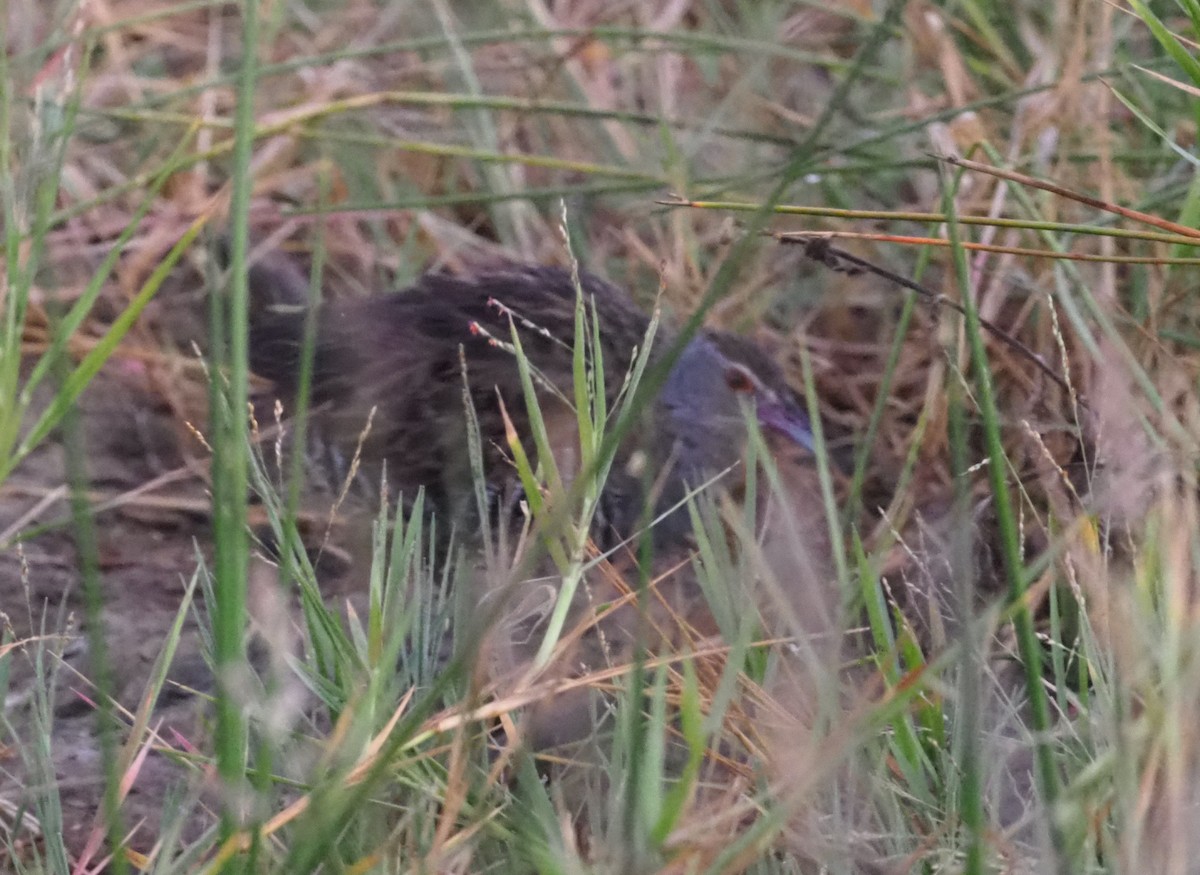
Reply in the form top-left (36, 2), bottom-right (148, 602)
top-left (786, 237), bottom-right (1082, 405)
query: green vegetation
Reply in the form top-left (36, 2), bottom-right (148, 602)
top-left (3, 0), bottom-right (1200, 872)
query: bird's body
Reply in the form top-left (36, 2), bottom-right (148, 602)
top-left (237, 248), bottom-right (830, 777)
top-left (243, 251), bottom-right (814, 547)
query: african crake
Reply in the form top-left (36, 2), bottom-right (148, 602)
top-left (239, 248), bottom-right (816, 547)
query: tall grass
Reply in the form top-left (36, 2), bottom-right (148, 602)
top-left (3, 0), bottom-right (1200, 872)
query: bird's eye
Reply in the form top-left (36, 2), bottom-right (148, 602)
top-left (724, 365), bottom-right (757, 394)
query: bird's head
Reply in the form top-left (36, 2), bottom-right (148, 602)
top-left (658, 331), bottom-right (815, 479)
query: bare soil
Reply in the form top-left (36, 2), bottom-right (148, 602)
top-left (1, 354), bottom-right (226, 855)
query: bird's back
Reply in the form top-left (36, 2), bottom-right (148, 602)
top-left (246, 259), bottom-right (662, 533)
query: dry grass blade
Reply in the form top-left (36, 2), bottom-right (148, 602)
top-left (939, 153), bottom-right (1200, 240)
top-left (773, 228), bottom-right (1200, 264)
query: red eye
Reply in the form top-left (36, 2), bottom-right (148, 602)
top-left (724, 366), bottom-right (756, 394)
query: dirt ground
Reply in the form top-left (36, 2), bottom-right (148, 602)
top-left (1, 350), bottom-right (222, 855)
top-left (0, 257), bottom-right (363, 858)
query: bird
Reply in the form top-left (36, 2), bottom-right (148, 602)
top-left (235, 246), bottom-right (835, 797)
top-left (239, 246), bottom-right (817, 554)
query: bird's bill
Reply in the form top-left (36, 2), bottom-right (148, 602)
top-left (756, 399), bottom-right (815, 454)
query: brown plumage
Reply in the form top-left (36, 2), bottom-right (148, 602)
top-left (241, 249), bottom-right (815, 548)
top-left (236, 248), bottom-right (840, 797)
